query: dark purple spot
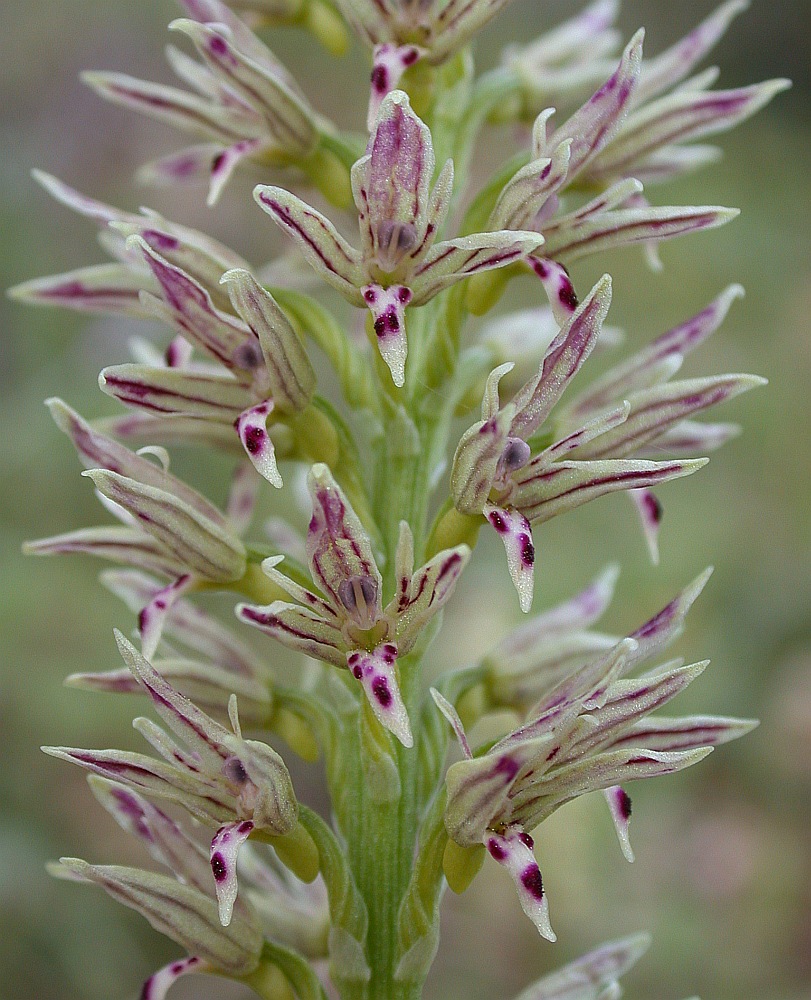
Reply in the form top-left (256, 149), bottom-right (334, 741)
top-left (387, 312), bottom-right (399, 332)
top-left (371, 65), bottom-right (388, 93)
top-left (212, 151), bottom-right (226, 173)
top-left (364, 287), bottom-right (377, 303)
top-left (540, 162), bottom-right (552, 181)
top-left (535, 261), bottom-right (549, 279)
top-left (381, 643), bottom-right (396, 664)
top-left (211, 852), bottom-right (227, 882)
top-left (558, 280), bottom-right (578, 311)
top-left (617, 789), bottom-right (632, 820)
top-left (644, 493), bottom-right (663, 524)
top-left (232, 340), bottom-right (264, 370)
top-left (238, 820), bottom-right (254, 834)
top-left (520, 865), bottom-right (544, 900)
top-left (371, 675), bottom-right (392, 707)
top-left (520, 535), bottom-right (535, 567)
top-left (489, 511), bottom-right (507, 533)
top-left (402, 47), bottom-right (419, 66)
top-left (210, 36), bottom-right (228, 56)
top-left (487, 837), bottom-right (507, 861)
top-left (243, 426), bottom-right (264, 454)
top-left (518, 831), bottom-right (534, 849)
top-left (397, 286), bottom-right (412, 304)
top-left (170, 961), bottom-right (185, 975)
top-left (352, 664), bottom-right (363, 679)
top-left (374, 316), bottom-right (386, 338)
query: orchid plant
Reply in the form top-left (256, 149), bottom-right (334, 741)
top-left (12, 1), bottom-right (787, 998)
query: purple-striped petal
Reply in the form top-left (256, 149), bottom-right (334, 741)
top-left (542, 202), bottom-right (738, 263)
top-left (485, 504), bottom-right (535, 613)
top-left (347, 643), bottom-right (412, 747)
top-left (490, 139), bottom-right (572, 234)
top-left (24, 526), bottom-right (183, 577)
top-left (510, 274), bottom-right (612, 440)
top-left (511, 456), bottom-right (707, 525)
top-left (222, 268), bottom-right (316, 412)
top-left (305, 464), bottom-right (382, 624)
top-left (254, 186), bottom-right (365, 301)
top-left (237, 400), bottom-right (282, 487)
top-left (451, 404), bottom-right (516, 515)
top-left (610, 714), bottom-right (757, 753)
top-left (81, 71), bottom-right (260, 143)
top-left (590, 79), bottom-right (789, 183)
top-left (633, 0), bottom-right (749, 106)
top-left (485, 827), bottom-right (555, 941)
top-left (237, 600), bottom-right (345, 667)
top-left (8, 264), bottom-right (151, 316)
top-left (99, 363), bottom-right (251, 419)
top-left (84, 469), bottom-right (246, 582)
top-left (210, 820), bottom-right (254, 925)
top-left (413, 230), bottom-right (544, 303)
top-left (564, 284), bottom-right (745, 420)
top-left (542, 31), bottom-right (643, 181)
top-left (130, 236), bottom-right (257, 372)
top-left (394, 544), bottom-right (471, 651)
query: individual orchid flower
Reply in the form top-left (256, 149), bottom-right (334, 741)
top-left (24, 400), bottom-right (249, 659)
top-left (238, 463), bottom-right (470, 746)
top-left (481, 31), bottom-right (746, 321)
top-left (99, 238), bottom-right (317, 488)
top-left (45, 632), bottom-right (299, 927)
top-left (81, 0), bottom-right (333, 205)
top-left (256, 89), bottom-right (542, 385)
top-left (434, 571), bottom-right (757, 938)
top-left (452, 276), bottom-right (764, 608)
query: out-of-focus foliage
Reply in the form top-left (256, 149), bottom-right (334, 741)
top-left (2, 1), bottom-right (808, 998)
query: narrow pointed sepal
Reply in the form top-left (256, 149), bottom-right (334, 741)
top-left (142, 956), bottom-right (206, 1000)
top-left (485, 828), bottom-right (555, 941)
top-left (237, 400), bottom-right (283, 487)
top-left (604, 785), bottom-right (634, 862)
top-left (208, 138), bottom-right (265, 206)
top-left (484, 504), bottom-right (535, 612)
top-left (57, 858), bottom-right (262, 975)
top-left (210, 821), bottom-right (254, 926)
top-left (347, 644), bottom-right (413, 748)
top-left (254, 186), bottom-right (365, 301)
top-left (8, 264), bottom-right (150, 316)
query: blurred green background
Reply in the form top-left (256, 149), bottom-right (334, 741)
top-left (2, 1), bottom-right (809, 998)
